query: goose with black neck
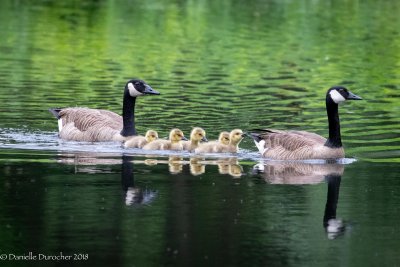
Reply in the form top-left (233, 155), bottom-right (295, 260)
top-left (249, 86), bottom-right (362, 160)
top-left (49, 79), bottom-right (160, 142)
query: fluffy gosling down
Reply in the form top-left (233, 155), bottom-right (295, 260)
top-left (249, 86), bottom-right (362, 160)
top-left (181, 127), bottom-right (208, 151)
top-left (142, 129), bottom-right (187, 151)
top-left (123, 130), bottom-right (158, 148)
top-left (195, 129), bottom-right (244, 153)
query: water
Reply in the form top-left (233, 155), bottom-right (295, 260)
top-left (0, 0), bottom-right (400, 266)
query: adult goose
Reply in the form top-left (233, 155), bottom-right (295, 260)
top-left (49, 79), bottom-right (159, 142)
top-left (249, 86), bottom-right (362, 160)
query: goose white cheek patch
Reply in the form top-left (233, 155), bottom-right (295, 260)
top-left (128, 83), bottom-right (143, 97)
top-left (330, 90), bottom-right (346, 104)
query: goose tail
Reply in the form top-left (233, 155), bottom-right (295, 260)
top-left (48, 108), bottom-right (63, 119)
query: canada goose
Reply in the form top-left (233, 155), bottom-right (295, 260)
top-left (249, 86), bottom-right (362, 160)
top-left (142, 128), bottom-right (187, 150)
top-left (195, 129), bottom-right (244, 153)
top-left (123, 130), bottom-right (158, 148)
top-left (181, 127), bottom-right (208, 151)
top-left (49, 79), bottom-right (160, 142)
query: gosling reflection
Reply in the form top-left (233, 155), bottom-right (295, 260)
top-left (253, 161), bottom-right (345, 239)
top-left (141, 156), bottom-right (243, 177)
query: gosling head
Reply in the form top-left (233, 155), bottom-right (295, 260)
top-left (218, 131), bottom-right (230, 145)
top-left (145, 130), bottom-right (158, 143)
top-left (169, 128), bottom-right (187, 143)
top-left (229, 129), bottom-right (245, 145)
top-left (327, 86), bottom-right (362, 104)
top-left (126, 79), bottom-right (160, 97)
top-left (190, 127), bottom-right (208, 142)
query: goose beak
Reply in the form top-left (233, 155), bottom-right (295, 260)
top-left (201, 137), bottom-right (208, 142)
top-left (143, 84), bottom-right (160, 95)
top-left (346, 91), bottom-right (362, 100)
top-left (181, 136), bottom-right (189, 141)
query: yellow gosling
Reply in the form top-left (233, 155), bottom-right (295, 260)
top-left (142, 128), bottom-right (187, 151)
top-left (181, 127), bottom-right (208, 151)
top-left (124, 130), bottom-right (158, 148)
top-left (195, 129), bottom-right (244, 153)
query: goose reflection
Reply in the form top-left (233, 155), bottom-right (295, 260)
top-left (253, 161), bottom-right (344, 184)
top-left (253, 161), bottom-right (345, 239)
top-left (324, 173), bottom-right (344, 239)
top-left (121, 155), bottom-right (157, 206)
top-left (56, 153), bottom-right (157, 206)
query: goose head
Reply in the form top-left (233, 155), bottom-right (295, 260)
top-left (190, 127), bottom-right (208, 142)
top-left (327, 86), bottom-right (362, 104)
top-left (229, 129), bottom-right (245, 145)
top-left (169, 128), bottom-right (188, 143)
top-left (126, 79), bottom-right (160, 97)
top-left (145, 130), bottom-right (158, 143)
top-left (218, 131), bottom-right (230, 145)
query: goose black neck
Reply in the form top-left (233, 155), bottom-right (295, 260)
top-left (120, 90), bottom-right (137, 137)
top-left (325, 98), bottom-right (342, 148)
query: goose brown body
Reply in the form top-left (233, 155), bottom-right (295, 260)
top-left (251, 130), bottom-right (344, 160)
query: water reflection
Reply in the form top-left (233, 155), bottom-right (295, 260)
top-left (121, 155), bottom-right (157, 206)
top-left (253, 161), bottom-right (344, 184)
top-left (254, 161), bottom-right (346, 239)
top-left (56, 153), bottom-right (158, 206)
top-left (141, 155), bottom-right (243, 177)
top-left (323, 174), bottom-right (344, 240)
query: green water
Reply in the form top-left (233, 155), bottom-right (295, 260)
top-left (0, 0), bottom-right (400, 266)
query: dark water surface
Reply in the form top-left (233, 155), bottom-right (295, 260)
top-left (0, 0), bottom-right (399, 266)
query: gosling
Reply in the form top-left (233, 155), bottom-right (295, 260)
top-left (195, 129), bottom-right (244, 153)
top-left (123, 130), bottom-right (158, 149)
top-left (181, 127), bottom-right (208, 152)
top-left (142, 129), bottom-right (187, 151)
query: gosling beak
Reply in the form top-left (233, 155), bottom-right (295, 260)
top-left (346, 91), bottom-right (362, 100)
top-left (201, 137), bottom-right (208, 142)
top-left (143, 84), bottom-right (160, 95)
top-left (181, 136), bottom-right (188, 141)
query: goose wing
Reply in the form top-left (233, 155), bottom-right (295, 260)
top-left (55, 107), bottom-right (123, 141)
